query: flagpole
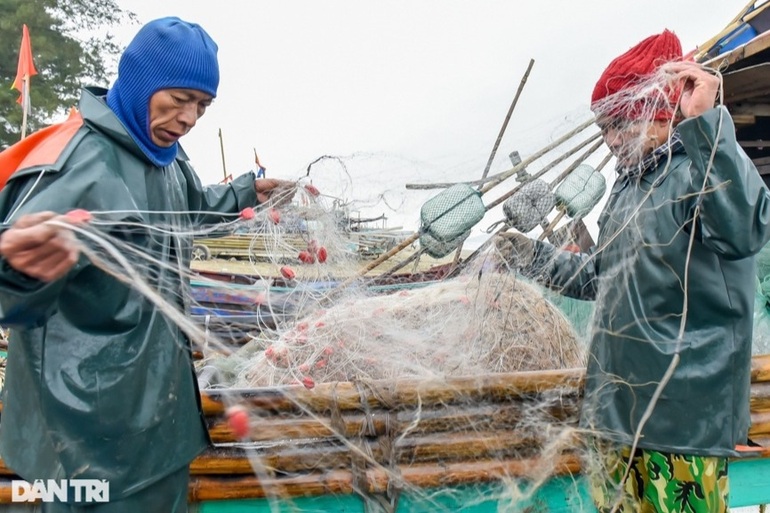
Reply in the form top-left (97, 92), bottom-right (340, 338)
top-left (20, 75), bottom-right (29, 140)
top-left (218, 128), bottom-right (228, 182)
top-left (13, 25), bottom-right (37, 140)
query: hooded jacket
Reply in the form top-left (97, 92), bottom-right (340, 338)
top-left (529, 107), bottom-right (770, 456)
top-left (0, 87), bottom-right (258, 498)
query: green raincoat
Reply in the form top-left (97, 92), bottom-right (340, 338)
top-left (530, 107), bottom-right (770, 456)
top-left (0, 87), bottom-right (258, 498)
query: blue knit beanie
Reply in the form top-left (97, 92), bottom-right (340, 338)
top-left (107, 17), bottom-right (219, 166)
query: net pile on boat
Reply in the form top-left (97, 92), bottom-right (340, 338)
top-left (179, 259), bottom-right (594, 508)
top-left (205, 270), bottom-right (584, 389)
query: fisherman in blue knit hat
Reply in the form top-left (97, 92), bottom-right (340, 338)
top-left (0, 17), bottom-right (292, 511)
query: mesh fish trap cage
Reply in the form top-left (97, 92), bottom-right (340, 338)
top-left (420, 184), bottom-right (486, 243)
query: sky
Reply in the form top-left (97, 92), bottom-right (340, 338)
top-left (105, 0), bottom-right (748, 243)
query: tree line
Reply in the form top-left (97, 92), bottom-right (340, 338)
top-left (0, 0), bottom-right (135, 148)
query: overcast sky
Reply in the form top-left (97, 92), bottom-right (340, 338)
top-left (107, 1), bottom-right (747, 239)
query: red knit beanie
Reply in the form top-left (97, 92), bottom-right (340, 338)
top-left (591, 30), bottom-right (683, 121)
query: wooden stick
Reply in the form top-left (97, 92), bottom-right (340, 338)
top-left (481, 59), bottom-right (535, 180)
top-left (218, 128), bottom-right (228, 183)
top-left (482, 131), bottom-right (602, 211)
top-left (538, 209), bottom-right (566, 242)
top-left (20, 77), bottom-right (29, 140)
top-left (547, 138), bottom-right (605, 189)
top-left (200, 355), bottom-right (770, 419)
top-left (360, 129), bottom-right (599, 278)
top-left (405, 119), bottom-right (596, 191)
top-left (750, 410), bottom-right (770, 436)
top-left (190, 430), bottom-right (549, 475)
top-left (479, 120), bottom-right (597, 195)
top-left (202, 367), bottom-right (585, 415)
top-left (457, 146), bottom-right (612, 272)
top-left (379, 247), bottom-right (427, 280)
top-left (751, 382), bottom-right (770, 412)
top-left (753, 354), bottom-right (770, 383)
top-left (207, 400), bottom-right (580, 444)
top-left (184, 454), bottom-right (583, 501)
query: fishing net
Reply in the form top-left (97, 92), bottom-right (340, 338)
top-left (217, 272), bottom-right (583, 388)
top-left (2, 59), bottom-right (769, 513)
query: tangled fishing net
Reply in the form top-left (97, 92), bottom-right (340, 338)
top-left (212, 271), bottom-right (583, 388)
top-left (5, 53), bottom-right (770, 513)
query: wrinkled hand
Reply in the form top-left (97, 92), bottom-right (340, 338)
top-left (492, 231), bottom-right (535, 272)
top-left (0, 211), bottom-right (80, 282)
top-left (255, 178), bottom-right (296, 207)
top-left (660, 61), bottom-right (720, 119)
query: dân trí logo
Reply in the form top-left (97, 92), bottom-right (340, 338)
top-left (12, 479), bottom-right (110, 503)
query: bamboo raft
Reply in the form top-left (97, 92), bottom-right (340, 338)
top-left (0, 355), bottom-right (768, 510)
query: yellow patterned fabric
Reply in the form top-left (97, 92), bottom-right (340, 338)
top-left (589, 444), bottom-right (728, 513)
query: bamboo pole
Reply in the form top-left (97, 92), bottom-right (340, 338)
top-left (405, 119), bottom-right (596, 191)
top-left (752, 354), bottom-right (770, 383)
top-left (341, 128), bottom-right (600, 283)
top-left (218, 128), bottom-right (228, 183)
top-left (202, 367), bottom-right (585, 415)
top-left (190, 430), bottom-right (549, 475)
top-left (751, 382), bottom-right (770, 413)
top-left (201, 354), bottom-right (770, 417)
top-left (185, 453), bottom-right (583, 501)
top-left (20, 77), bottom-right (29, 140)
top-left (450, 141), bottom-right (606, 272)
top-left (481, 58), bottom-right (535, 180)
top-left (482, 131), bottom-right (602, 212)
top-left (535, 138), bottom-right (606, 242)
top-left (750, 410), bottom-right (770, 437)
top-left (207, 400), bottom-right (580, 444)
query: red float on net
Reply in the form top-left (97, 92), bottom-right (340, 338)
top-left (280, 266), bottom-right (296, 280)
top-left (304, 184), bottom-right (321, 197)
top-left (225, 405), bottom-right (250, 439)
top-left (298, 250), bottom-right (315, 264)
top-left (65, 209), bottom-right (93, 224)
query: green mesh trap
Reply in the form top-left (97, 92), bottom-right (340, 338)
top-left (554, 164), bottom-right (606, 218)
top-left (419, 229), bottom-right (471, 258)
top-left (420, 184), bottom-right (486, 242)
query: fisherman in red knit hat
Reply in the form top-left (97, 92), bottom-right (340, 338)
top-left (496, 30), bottom-right (770, 512)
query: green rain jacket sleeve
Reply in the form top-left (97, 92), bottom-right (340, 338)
top-left (523, 241), bottom-right (599, 301)
top-left (678, 106), bottom-right (770, 258)
top-left (0, 170), bottom-right (89, 328)
top-left (181, 163), bottom-right (258, 226)
top-left (0, 252), bottom-right (68, 328)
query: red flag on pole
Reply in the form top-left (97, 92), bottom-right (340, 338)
top-left (11, 25), bottom-right (37, 139)
top-left (12, 24), bottom-right (37, 103)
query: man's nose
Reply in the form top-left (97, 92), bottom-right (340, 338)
top-left (177, 104), bottom-right (198, 127)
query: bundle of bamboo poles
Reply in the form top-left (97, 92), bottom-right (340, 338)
top-left (0, 356), bottom-right (768, 503)
top-left (194, 233), bottom-right (309, 261)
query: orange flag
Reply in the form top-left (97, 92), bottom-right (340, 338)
top-left (11, 24), bottom-right (38, 107)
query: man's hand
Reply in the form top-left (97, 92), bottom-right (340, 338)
top-left (255, 178), bottom-right (296, 207)
top-left (661, 61), bottom-right (720, 119)
top-left (0, 212), bottom-right (80, 282)
top-left (493, 231), bottom-right (535, 271)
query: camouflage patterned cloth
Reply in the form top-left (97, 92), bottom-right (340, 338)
top-left (588, 444), bottom-right (728, 513)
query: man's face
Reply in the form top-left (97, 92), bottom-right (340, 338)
top-left (597, 117), bottom-right (669, 168)
top-left (148, 89), bottom-right (213, 147)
